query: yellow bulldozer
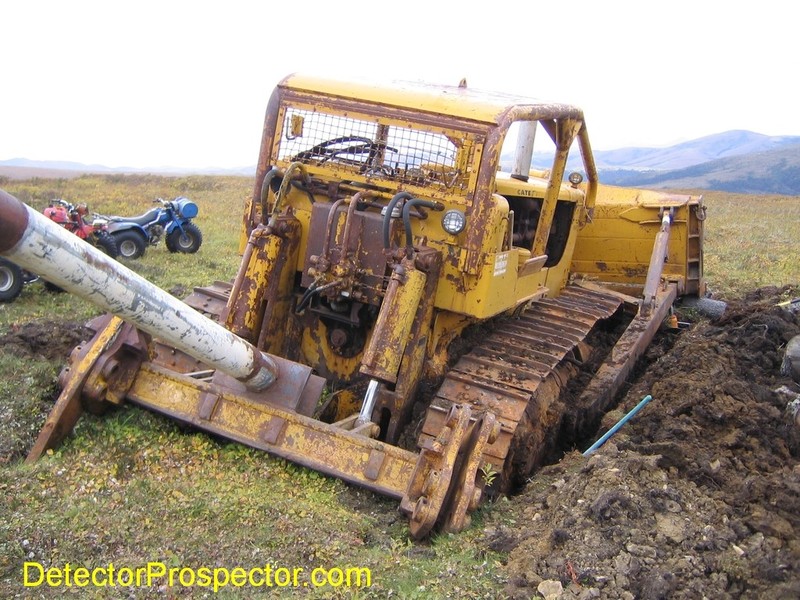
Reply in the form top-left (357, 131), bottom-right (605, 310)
top-left (0, 74), bottom-right (705, 538)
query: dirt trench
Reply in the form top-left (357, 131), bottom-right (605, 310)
top-left (493, 286), bottom-right (800, 599)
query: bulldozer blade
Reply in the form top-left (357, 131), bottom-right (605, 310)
top-left (25, 316), bottom-right (126, 462)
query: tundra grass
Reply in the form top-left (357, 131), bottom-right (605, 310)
top-left (701, 191), bottom-right (800, 299)
top-left (0, 176), bottom-right (797, 598)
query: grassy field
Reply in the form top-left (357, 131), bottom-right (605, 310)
top-left (0, 176), bottom-right (798, 599)
top-left (700, 190), bottom-right (800, 297)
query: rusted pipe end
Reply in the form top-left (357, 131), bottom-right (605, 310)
top-left (243, 351), bottom-right (280, 391)
top-left (0, 189), bottom-right (30, 253)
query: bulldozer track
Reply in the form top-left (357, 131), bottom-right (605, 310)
top-left (183, 280), bottom-right (233, 320)
top-left (182, 280), bottom-right (627, 492)
top-left (419, 284), bottom-right (624, 491)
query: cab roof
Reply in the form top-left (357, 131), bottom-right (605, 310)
top-left (279, 73), bottom-right (585, 127)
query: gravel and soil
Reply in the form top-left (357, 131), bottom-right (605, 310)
top-left (492, 286), bottom-right (800, 599)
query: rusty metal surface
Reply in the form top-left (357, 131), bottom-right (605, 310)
top-left (0, 189), bottom-right (29, 252)
top-left (642, 210), bottom-right (673, 312)
top-left (442, 411), bottom-right (500, 533)
top-left (127, 361), bottom-right (417, 499)
top-left (301, 199), bottom-right (390, 306)
top-left (418, 284), bottom-right (624, 489)
top-left (400, 404), bottom-right (473, 539)
top-left (576, 283), bottom-right (678, 422)
top-left (373, 248), bottom-right (443, 443)
top-left (26, 316), bottom-right (128, 462)
top-left (182, 281), bottom-right (232, 319)
top-left (124, 359), bottom-right (493, 537)
top-left (360, 259), bottom-right (426, 383)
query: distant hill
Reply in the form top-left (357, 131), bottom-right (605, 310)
top-left (506, 129), bottom-right (800, 195)
top-left (599, 143), bottom-right (800, 195)
top-left (593, 130), bottom-right (800, 170)
top-left (0, 158), bottom-right (254, 180)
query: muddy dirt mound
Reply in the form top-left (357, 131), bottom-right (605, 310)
top-left (0, 320), bottom-right (88, 361)
top-left (496, 287), bottom-right (800, 599)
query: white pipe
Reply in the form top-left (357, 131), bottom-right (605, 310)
top-left (1, 199), bottom-right (278, 391)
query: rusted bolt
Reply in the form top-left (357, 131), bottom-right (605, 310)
top-left (445, 404), bottom-right (462, 428)
top-left (428, 439), bottom-right (444, 455)
top-left (411, 496), bottom-right (430, 524)
top-left (487, 421), bottom-right (502, 444)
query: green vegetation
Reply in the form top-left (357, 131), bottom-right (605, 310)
top-left (0, 175), bottom-right (798, 598)
top-left (701, 191), bottom-right (800, 298)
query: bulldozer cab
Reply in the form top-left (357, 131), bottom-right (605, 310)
top-left (242, 75), bottom-right (600, 323)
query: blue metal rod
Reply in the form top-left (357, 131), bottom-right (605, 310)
top-left (582, 395), bottom-right (654, 456)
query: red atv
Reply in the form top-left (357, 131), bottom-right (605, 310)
top-left (0, 200), bottom-right (118, 302)
top-left (43, 199), bottom-right (118, 258)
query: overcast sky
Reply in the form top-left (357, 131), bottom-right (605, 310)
top-left (2, 0), bottom-right (796, 169)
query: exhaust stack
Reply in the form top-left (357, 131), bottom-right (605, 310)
top-left (511, 120), bottom-right (537, 181)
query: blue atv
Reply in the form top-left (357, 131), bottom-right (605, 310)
top-left (102, 197), bottom-right (202, 259)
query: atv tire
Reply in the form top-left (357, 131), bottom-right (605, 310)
top-left (0, 258), bottom-right (24, 303)
top-left (94, 233), bottom-right (119, 259)
top-left (166, 223), bottom-right (203, 253)
top-left (113, 231), bottom-right (147, 260)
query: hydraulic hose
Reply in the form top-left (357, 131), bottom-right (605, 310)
top-left (382, 191), bottom-right (413, 249)
top-left (272, 162), bottom-right (310, 222)
top-left (321, 198), bottom-right (345, 262)
top-left (402, 198), bottom-right (443, 256)
top-left (259, 167), bottom-right (281, 226)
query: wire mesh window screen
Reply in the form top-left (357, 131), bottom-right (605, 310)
top-left (277, 107), bottom-right (467, 190)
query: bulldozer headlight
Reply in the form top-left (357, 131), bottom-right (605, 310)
top-left (442, 209), bottom-right (466, 235)
top-left (568, 172), bottom-right (584, 186)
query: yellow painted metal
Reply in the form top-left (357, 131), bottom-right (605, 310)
top-left (280, 74), bottom-right (585, 127)
top-left (224, 216), bottom-right (302, 355)
top-left (26, 316), bottom-right (127, 462)
top-left (301, 320), bottom-right (371, 382)
top-left (426, 312), bottom-right (475, 380)
top-left (531, 118), bottom-right (582, 259)
top-left (361, 260), bottom-right (426, 383)
top-left (225, 227), bottom-right (277, 339)
top-left (127, 362), bottom-right (417, 499)
top-left (255, 220), bottom-right (303, 355)
top-left (238, 196), bottom-right (254, 254)
top-left (571, 185), bottom-right (704, 293)
top-left (494, 171), bottom-right (585, 203)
